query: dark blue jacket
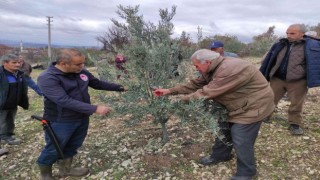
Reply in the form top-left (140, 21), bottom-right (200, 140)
top-left (0, 66), bottom-right (29, 110)
top-left (260, 36), bottom-right (320, 88)
top-left (38, 63), bottom-right (124, 122)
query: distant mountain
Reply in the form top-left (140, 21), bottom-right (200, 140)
top-left (0, 39), bottom-right (46, 48)
top-left (0, 39), bottom-right (99, 49)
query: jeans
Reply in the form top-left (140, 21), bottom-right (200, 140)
top-left (0, 108), bottom-right (17, 139)
top-left (37, 119), bottom-right (89, 166)
top-left (25, 76), bottom-right (43, 96)
top-left (210, 121), bottom-right (262, 176)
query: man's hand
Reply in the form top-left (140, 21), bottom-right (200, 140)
top-left (119, 86), bottom-right (128, 92)
top-left (95, 105), bottom-right (111, 115)
top-left (153, 88), bottom-right (170, 97)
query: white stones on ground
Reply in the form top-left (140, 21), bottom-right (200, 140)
top-left (20, 172), bottom-right (28, 178)
top-left (90, 171), bottom-right (108, 179)
top-left (302, 136), bottom-right (310, 140)
top-left (120, 147), bottom-right (128, 153)
top-left (106, 168), bottom-right (113, 173)
top-left (164, 172), bottom-right (172, 180)
top-left (8, 164), bottom-right (16, 170)
top-left (111, 150), bottom-right (118, 155)
top-left (83, 151), bottom-right (90, 154)
top-left (121, 159), bottom-right (132, 168)
top-left (95, 142), bottom-right (102, 147)
top-left (309, 170), bottom-right (315, 175)
top-left (217, 165), bottom-right (229, 174)
top-left (81, 158), bottom-right (89, 166)
top-left (170, 154), bottom-right (177, 158)
top-left (191, 161), bottom-right (200, 169)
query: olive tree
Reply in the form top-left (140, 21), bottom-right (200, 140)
top-left (96, 5), bottom-right (226, 144)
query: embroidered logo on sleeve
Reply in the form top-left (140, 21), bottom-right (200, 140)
top-left (80, 74), bottom-right (88, 81)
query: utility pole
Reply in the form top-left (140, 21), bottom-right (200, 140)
top-left (20, 40), bottom-right (23, 52)
top-left (47, 16), bottom-right (53, 61)
top-left (197, 26), bottom-right (203, 48)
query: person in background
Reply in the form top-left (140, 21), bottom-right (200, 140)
top-left (19, 55), bottom-right (43, 96)
top-left (170, 43), bottom-right (183, 77)
top-left (260, 24), bottom-right (320, 135)
top-left (209, 40), bottom-right (238, 57)
top-left (37, 49), bottom-right (127, 179)
top-left (154, 49), bottom-right (274, 180)
top-left (0, 54), bottom-right (29, 145)
top-left (115, 54), bottom-right (128, 79)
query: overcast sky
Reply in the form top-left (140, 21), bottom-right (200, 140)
top-left (0, 0), bottom-right (319, 47)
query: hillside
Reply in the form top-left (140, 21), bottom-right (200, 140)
top-left (0, 39), bottom-right (99, 49)
top-left (0, 58), bottom-right (319, 180)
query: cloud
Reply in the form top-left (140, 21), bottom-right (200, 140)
top-left (0, 0), bottom-right (319, 46)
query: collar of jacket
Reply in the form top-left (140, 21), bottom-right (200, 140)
top-left (1, 66), bottom-right (24, 77)
top-left (48, 62), bottom-right (64, 75)
top-left (208, 56), bottom-right (224, 73)
top-left (304, 35), bottom-right (320, 41)
top-left (201, 56), bottom-right (224, 80)
top-left (279, 38), bottom-right (305, 45)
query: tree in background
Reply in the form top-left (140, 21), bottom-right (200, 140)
top-left (197, 26), bottom-right (203, 48)
top-left (96, 5), bottom-right (225, 144)
top-left (198, 34), bottom-right (245, 56)
top-left (197, 37), bottom-right (212, 49)
top-left (96, 25), bottom-right (130, 53)
top-left (307, 23), bottom-right (320, 38)
top-left (213, 34), bottom-right (245, 55)
top-left (172, 31), bottom-right (197, 61)
top-left (0, 45), bottom-right (11, 56)
top-left (244, 26), bottom-right (278, 56)
top-left (177, 31), bottom-right (192, 47)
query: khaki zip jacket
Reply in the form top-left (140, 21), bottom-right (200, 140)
top-left (169, 57), bottom-right (275, 124)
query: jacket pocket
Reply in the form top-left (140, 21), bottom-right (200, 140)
top-left (227, 99), bottom-right (249, 116)
top-left (310, 47), bottom-right (320, 51)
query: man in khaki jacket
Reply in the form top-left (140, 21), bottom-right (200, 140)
top-left (154, 49), bottom-right (274, 180)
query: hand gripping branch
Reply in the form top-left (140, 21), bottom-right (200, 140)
top-left (31, 115), bottom-right (64, 159)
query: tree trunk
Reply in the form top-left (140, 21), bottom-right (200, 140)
top-left (160, 122), bottom-right (169, 144)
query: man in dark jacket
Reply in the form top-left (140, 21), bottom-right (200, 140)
top-left (260, 24), bottom-right (320, 135)
top-left (37, 49), bottom-right (126, 179)
top-left (0, 54), bottom-right (29, 145)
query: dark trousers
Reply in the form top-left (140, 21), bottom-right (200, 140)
top-left (210, 121), bottom-right (262, 176)
top-left (0, 108), bottom-right (17, 139)
top-left (37, 119), bottom-right (89, 166)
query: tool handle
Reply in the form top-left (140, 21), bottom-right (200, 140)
top-left (31, 115), bottom-right (44, 121)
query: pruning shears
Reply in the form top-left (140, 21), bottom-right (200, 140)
top-left (31, 115), bottom-right (64, 159)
